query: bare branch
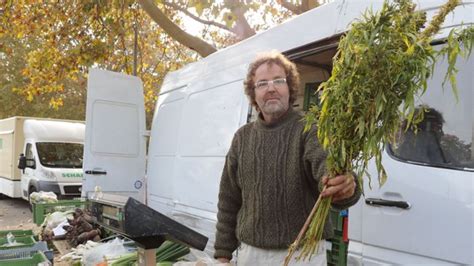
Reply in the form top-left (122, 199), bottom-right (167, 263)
top-left (163, 2), bottom-right (231, 32)
top-left (277, 0), bottom-right (320, 15)
top-left (302, 0), bottom-right (321, 12)
top-left (138, 0), bottom-right (217, 57)
top-left (277, 0), bottom-right (303, 15)
top-left (224, 0), bottom-right (256, 40)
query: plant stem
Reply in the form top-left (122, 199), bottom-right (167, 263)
top-left (284, 186), bottom-right (328, 266)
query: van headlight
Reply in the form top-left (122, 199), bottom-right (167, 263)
top-left (42, 169), bottom-right (56, 180)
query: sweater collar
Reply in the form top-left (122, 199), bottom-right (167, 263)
top-left (256, 108), bottom-right (299, 130)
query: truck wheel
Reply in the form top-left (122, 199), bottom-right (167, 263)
top-left (28, 186), bottom-right (37, 211)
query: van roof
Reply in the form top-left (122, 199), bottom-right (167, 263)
top-left (160, 0), bottom-right (473, 94)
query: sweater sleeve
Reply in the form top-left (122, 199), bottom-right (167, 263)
top-left (303, 124), bottom-right (327, 193)
top-left (214, 134), bottom-right (242, 260)
top-left (303, 125), bottom-right (361, 210)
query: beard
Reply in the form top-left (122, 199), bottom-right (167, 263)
top-left (261, 99), bottom-right (288, 118)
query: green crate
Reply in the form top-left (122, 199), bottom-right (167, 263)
top-left (33, 199), bottom-right (86, 225)
top-left (327, 235), bottom-right (348, 266)
top-left (0, 236), bottom-right (36, 250)
top-left (0, 251), bottom-right (48, 266)
top-left (330, 209), bottom-right (344, 232)
top-left (327, 210), bottom-right (347, 266)
top-left (0, 230), bottom-right (34, 238)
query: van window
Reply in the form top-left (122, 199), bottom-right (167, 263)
top-left (36, 142), bottom-right (83, 168)
top-left (25, 143), bottom-right (34, 160)
top-left (389, 48), bottom-right (473, 170)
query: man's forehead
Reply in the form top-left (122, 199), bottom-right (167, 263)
top-left (254, 62), bottom-right (286, 78)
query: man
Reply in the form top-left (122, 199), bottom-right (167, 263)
top-left (214, 51), bottom-right (361, 265)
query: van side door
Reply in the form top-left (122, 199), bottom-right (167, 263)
top-left (352, 46), bottom-right (473, 265)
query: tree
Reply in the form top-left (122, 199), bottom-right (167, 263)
top-left (139, 0), bottom-right (323, 56)
top-left (0, 0), bottom-right (324, 121)
top-left (1, 0), bottom-right (195, 123)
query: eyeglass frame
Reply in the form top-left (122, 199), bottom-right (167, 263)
top-left (254, 77), bottom-right (287, 91)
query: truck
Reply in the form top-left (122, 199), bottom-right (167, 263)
top-left (0, 117), bottom-right (85, 201)
top-left (82, 0), bottom-right (473, 264)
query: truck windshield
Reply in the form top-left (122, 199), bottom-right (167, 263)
top-left (36, 142), bottom-right (83, 168)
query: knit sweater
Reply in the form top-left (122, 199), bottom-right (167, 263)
top-left (214, 108), bottom-right (361, 260)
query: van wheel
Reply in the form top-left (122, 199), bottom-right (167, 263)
top-left (28, 186), bottom-right (37, 211)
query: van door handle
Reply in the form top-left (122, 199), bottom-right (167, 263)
top-left (85, 170), bottom-right (107, 175)
top-left (365, 198), bottom-right (411, 209)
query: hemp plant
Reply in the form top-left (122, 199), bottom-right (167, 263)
top-left (285, 0), bottom-right (474, 264)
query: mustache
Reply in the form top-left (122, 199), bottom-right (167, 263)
top-left (263, 92), bottom-right (280, 101)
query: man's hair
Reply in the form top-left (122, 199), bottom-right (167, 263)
top-left (243, 51), bottom-right (300, 109)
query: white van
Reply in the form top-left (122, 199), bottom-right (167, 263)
top-left (0, 117), bottom-right (85, 201)
top-left (83, 0), bottom-right (473, 264)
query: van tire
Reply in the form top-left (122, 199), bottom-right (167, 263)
top-left (28, 186), bottom-right (37, 211)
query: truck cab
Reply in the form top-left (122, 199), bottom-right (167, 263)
top-left (18, 119), bottom-right (84, 201)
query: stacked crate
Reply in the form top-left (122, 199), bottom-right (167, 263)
top-left (327, 209), bottom-right (348, 266)
top-left (0, 229), bottom-right (52, 265)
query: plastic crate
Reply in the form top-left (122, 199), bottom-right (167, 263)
top-left (327, 210), bottom-right (348, 266)
top-left (330, 209), bottom-right (344, 232)
top-left (327, 235), bottom-right (347, 266)
top-left (0, 251), bottom-right (48, 266)
top-left (0, 241), bottom-right (53, 262)
top-left (0, 230), bottom-right (34, 238)
top-left (0, 236), bottom-right (36, 250)
top-left (33, 199), bottom-right (86, 225)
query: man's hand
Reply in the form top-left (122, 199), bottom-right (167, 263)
top-left (321, 174), bottom-right (356, 202)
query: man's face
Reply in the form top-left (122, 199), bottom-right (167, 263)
top-left (254, 63), bottom-right (290, 119)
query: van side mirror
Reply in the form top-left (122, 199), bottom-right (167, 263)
top-left (18, 154), bottom-right (26, 170)
top-left (26, 159), bottom-right (36, 169)
top-left (18, 154), bottom-right (35, 172)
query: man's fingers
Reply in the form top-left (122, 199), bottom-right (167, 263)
top-left (332, 180), bottom-right (355, 202)
top-left (321, 182), bottom-right (345, 197)
top-left (322, 176), bottom-right (328, 185)
top-left (321, 174), bottom-right (355, 199)
top-left (325, 175), bottom-right (345, 186)
top-left (339, 178), bottom-right (355, 194)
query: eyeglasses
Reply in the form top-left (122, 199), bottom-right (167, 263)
top-left (255, 78), bottom-right (287, 91)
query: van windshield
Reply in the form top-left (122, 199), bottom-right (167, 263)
top-left (36, 142), bottom-right (83, 168)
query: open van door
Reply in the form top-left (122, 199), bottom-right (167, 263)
top-left (82, 69), bottom-right (146, 203)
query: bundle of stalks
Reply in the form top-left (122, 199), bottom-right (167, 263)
top-left (285, 0), bottom-right (473, 264)
top-left (110, 240), bottom-right (190, 265)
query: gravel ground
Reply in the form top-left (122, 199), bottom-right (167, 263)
top-left (0, 196), bottom-right (39, 232)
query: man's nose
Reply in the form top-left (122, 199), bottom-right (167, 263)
top-left (267, 83), bottom-right (277, 91)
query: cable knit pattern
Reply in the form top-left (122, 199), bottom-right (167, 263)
top-left (214, 109), bottom-right (361, 260)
